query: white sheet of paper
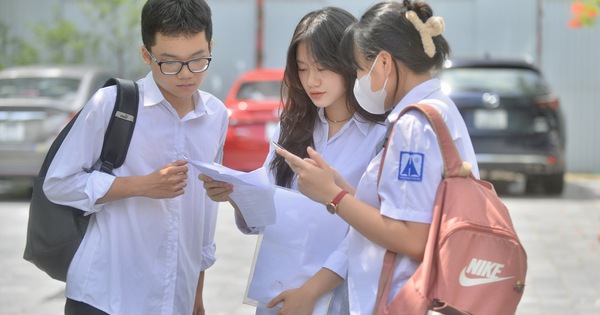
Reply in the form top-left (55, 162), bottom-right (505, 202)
top-left (243, 187), bottom-right (348, 314)
top-left (187, 159), bottom-right (276, 227)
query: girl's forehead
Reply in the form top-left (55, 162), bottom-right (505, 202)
top-left (296, 42), bottom-right (317, 64)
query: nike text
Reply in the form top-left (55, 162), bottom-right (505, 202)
top-left (459, 258), bottom-right (515, 287)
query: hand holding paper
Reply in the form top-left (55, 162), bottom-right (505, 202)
top-left (199, 174), bottom-right (233, 202)
top-left (188, 159), bottom-right (276, 227)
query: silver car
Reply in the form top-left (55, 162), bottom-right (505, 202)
top-left (0, 65), bottom-right (113, 185)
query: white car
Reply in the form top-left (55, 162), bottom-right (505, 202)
top-left (0, 65), bottom-right (114, 186)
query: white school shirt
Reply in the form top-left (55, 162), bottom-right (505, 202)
top-left (345, 79), bottom-right (479, 314)
top-left (44, 72), bottom-right (228, 315)
top-left (237, 107), bottom-right (386, 315)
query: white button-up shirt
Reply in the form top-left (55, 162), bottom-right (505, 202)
top-left (345, 79), bottom-right (480, 314)
top-left (44, 72), bottom-right (228, 315)
top-left (238, 108), bottom-right (386, 314)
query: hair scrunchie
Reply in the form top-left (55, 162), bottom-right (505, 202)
top-left (405, 10), bottom-right (445, 58)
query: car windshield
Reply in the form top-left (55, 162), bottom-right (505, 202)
top-left (236, 80), bottom-right (280, 100)
top-left (0, 77), bottom-right (80, 101)
top-left (439, 67), bottom-right (548, 96)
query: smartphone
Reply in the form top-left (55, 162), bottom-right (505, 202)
top-left (270, 141), bottom-right (285, 151)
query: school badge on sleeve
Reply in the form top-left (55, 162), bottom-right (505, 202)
top-left (398, 151), bottom-right (424, 182)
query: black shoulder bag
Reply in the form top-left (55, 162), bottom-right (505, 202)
top-left (23, 78), bottom-right (139, 282)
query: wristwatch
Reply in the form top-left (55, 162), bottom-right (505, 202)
top-left (325, 190), bottom-right (349, 214)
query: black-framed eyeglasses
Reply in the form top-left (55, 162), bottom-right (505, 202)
top-left (147, 50), bottom-right (212, 75)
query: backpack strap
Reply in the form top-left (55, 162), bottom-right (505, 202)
top-left (377, 103), bottom-right (471, 184)
top-left (404, 103), bottom-right (472, 178)
top-left (374, 103), bottom-right (471, 312)
top-left (99, 78), bottom-right (139, 174)
top-left (408, 104), bottom-right (458, 175)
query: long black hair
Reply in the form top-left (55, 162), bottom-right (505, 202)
top-left (270, 7), bottom-right (386, 188)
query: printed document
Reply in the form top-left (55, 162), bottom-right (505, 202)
top-left (187, 159), bottom-right (276, 227)
top-left (244, 187), bottom-right (346, 314)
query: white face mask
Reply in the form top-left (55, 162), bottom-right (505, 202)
top-left (353, 54), bottom-right (388, 114)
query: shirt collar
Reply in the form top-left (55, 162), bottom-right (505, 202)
top-left (141, 72), bottom-right (214, 116)
top-left (386, 78), bottom-right (442, 125)
top-left (142, 72), bottom-right (165, 107)
top-left (195, 92), bottom-right (217, 116)
top-left (317, 107), bottom-right (327, 124)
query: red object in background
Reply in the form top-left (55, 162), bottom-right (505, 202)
top-left (222, 68), bottom-right (284, 171)
top-left (569, 1), bottom-right (599, 28)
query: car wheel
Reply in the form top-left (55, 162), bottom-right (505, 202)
top-left (543, 173), bottom-right (565, 195)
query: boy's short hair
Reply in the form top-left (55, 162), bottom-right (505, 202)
top-left (141, 0), bottom-right (213, 50)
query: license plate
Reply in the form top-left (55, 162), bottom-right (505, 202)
top-left (0, 122), bottom-right (25, 141)
top-left (474, 109), bottom-right (507, 130)
top-left (265, 122), bottom-right (278, 141)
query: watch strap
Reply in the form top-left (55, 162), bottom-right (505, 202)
top-left (331, 190), bottom-right (348, 207)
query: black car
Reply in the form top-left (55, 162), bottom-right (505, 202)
top-left (438, 58), bottom-right (566, 194)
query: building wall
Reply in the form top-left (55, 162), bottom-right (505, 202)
top-left (1, 0), bottom-right (599, 173)
top-left (541, 0), bottom-right (600, 174)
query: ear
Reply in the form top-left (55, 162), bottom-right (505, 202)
top-left (141, 45), bottom-right (151, 65)
top-left (379, 50), bottom-right (394, 76)
top-left (209, 39), bottom-right (214, 55)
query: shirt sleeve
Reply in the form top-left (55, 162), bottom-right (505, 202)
top-left (322, 232), bottom-right (350, 279)
top-left (200, 198), bottom-right (219, 271)
top-left (202, 106), bottom-right (230, 270)
top-left (212, 103), bottom-right (229, 164)
top-left (200, 243), bottom-right (216, 271)
top-left (43, 87), bottom-right (117, 214)
top-left (377, 111), bottom-right (444, 224)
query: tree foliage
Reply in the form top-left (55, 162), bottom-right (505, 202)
top-left (77, 0), bottom-right (145, 77)
top-left (1, 0), bottom-right (144, 77)
top-left (0, 22), bottom-right (38, 70)
top-left (32, 7), bottom-right (98, 64)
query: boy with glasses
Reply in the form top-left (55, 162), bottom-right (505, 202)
top-left (43, 0), bottom-right (228, 314)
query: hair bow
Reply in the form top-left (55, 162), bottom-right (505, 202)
top-left (405, 10), bottom-right (445, 58)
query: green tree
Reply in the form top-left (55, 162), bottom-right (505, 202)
top-left (32, 8), bottom-right (98, 64)
top-left (29, 0), bottom-right (144, 77)
top-left (0, 22), bottom-right (39, 69)
top-left (78, 0), bottom-right (145, 77)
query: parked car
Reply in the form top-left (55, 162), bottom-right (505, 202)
top-left (0, 65), bottom-right (114, 185)
top-left (222, 68), bottom-right (284, 171)
top-left (437, 58), bottom-right (566, 194)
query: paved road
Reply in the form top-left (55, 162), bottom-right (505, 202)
top-left (0, 183), bottom-right (257, 315)
top-left (1, 174), bottom-right (599, 314)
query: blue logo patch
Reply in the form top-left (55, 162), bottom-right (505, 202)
top-left (398, 151), bottom-right (424, 182)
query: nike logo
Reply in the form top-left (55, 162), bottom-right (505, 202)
top-left (459, 258), bottom-right (515, 287)
top-left (459, 267), bottom-right (514, 286)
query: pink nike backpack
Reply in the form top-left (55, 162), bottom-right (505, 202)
top-left (374, 104), bottom-right (528, 315)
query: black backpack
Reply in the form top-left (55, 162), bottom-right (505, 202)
top-left (23, 78), bottom-right (139, 282)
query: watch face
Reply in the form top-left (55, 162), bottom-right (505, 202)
top-left (326, 203), bottom-right (336, 214)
